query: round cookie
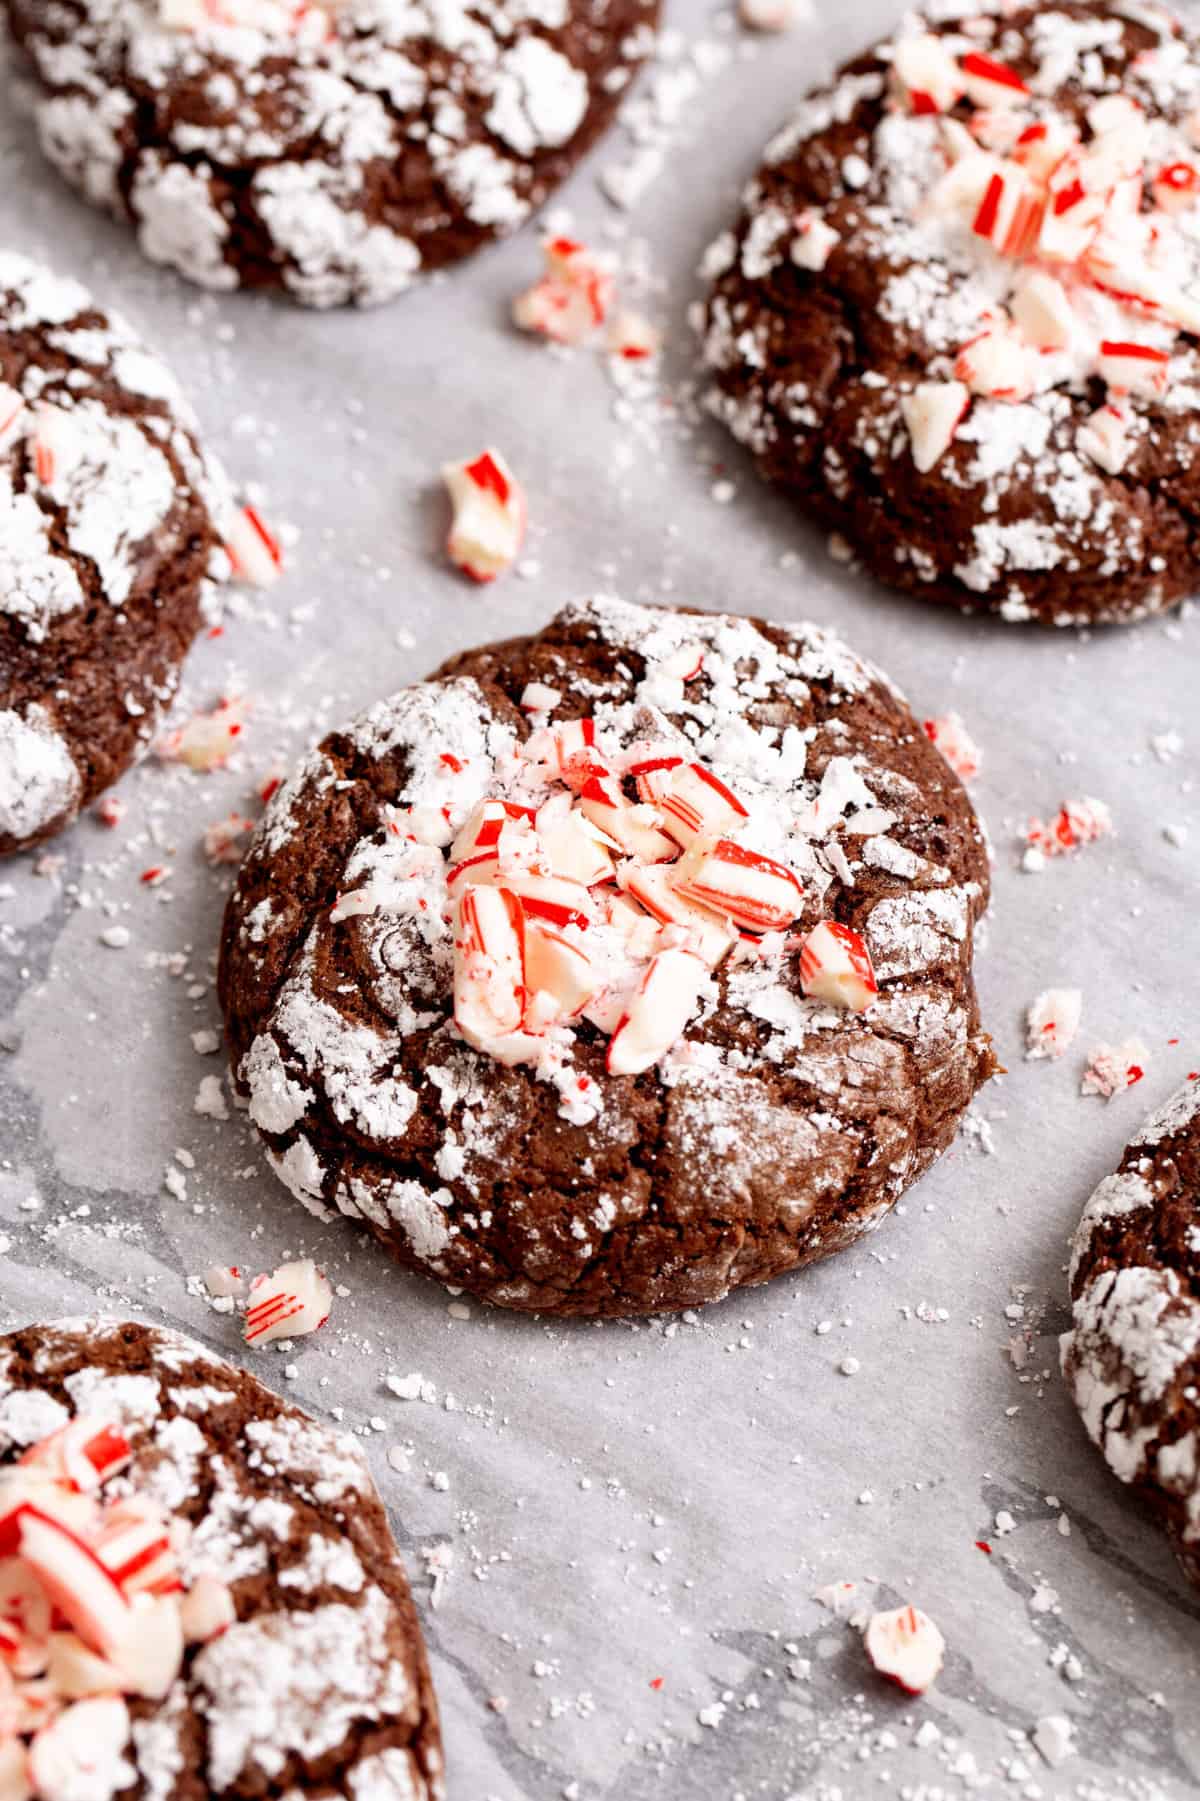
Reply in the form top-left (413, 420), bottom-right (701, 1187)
top-left (218, 596), bottom-right (994, 1318)
top-left (1061, 1078), bottom-right (1200, 1589)
top-left (0, 251), bottom-right (230, 856)
top-left (700, 1), bottom-right (1200, 627)
top-left (0, 1316), bottom-right (444, 1799)
top-left (2, 0), bottom-right (659, 310)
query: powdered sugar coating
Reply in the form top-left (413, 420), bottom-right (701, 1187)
top-left (701, 1), bottom-right (1200, 625)
top-left (0, 1317), bottom-right (444, 1797)
top-left (220, 597), bottom-right (994, 1317)
top-left (4, 0), bottom-right (658, 308)
top-left (1061, 1078), bottom-right (1200, 1586)
top-left (0, 251), bottom-right (232, 854)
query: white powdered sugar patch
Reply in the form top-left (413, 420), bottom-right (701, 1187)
top-left (0, 705), bottom-right (81, 843)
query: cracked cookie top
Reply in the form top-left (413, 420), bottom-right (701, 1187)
top-left (700, 0), bottom-right (1200, 626)
top-left (0, 251), bottom-right (230, 854)
top-left (1061, 1077), bottom-right (1200, 1589)
top-left (219, 597), bottom-right (994, 1318)
top-left (3, 0), bottom-right (658, 308)
top-left (0, 1317), bottom-right (444, 1800)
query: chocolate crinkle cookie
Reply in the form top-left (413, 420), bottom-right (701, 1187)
top-left (0, 251), bottom-right (231, 856)
top-left (701, 0), bottom-right (1200, 626)
top-left (1061, 1078), bottom-right (1200, 1590)
top-left (218, 596), bottom-right (995, 1318)
top-left (0, 1317), bottom-right (444, 1801)
top-left (2, 0), bottom-right (659, 309)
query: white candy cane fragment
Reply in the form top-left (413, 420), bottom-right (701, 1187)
top-left (606, 310), bottom-right (661, 360)
top-left (28, 1697), bottom-right (131, 1801)
top-left (156, 696), bottom-right (250, 771)
top-left (520, 681), bottom-right (562, 712)
top-left (738, 0), bottom-right (798, 29)
top-left (109, 1593), bottom-right (184, 1701)
top-left (17, 1512), bottom-right (129, 1661)
top-left (1153, 159), bottom-right (1200, 212)
top-left (791, 211), bottom-right (840, 271)
top-left (900, 380), bottom-right (969, 473)
top-left (536, 808), bottom-right (615, 887)
top-left (498, 869), bottom-right (592, 931)
top-left (619, 862), bottom-right (737, 968)
top-left (1012, 115), bottom-right (1080, 182)
top-left (1025, 797), bottom-right (1113, 861)
top-left (454, 885), bottom-right (527, 1047)
top-left (443, 450), bottom-right (526, 583)
top-left (203, 1264), bottom-right (246, 1300)
top-left (19, 1422), bottom-right (130, 1498)
top-left (180, 1574), bottom-right (236, 1645)
top-left (523, 928), bottom-right (597, 1025)
top-left (31, 406), bottom-right (79, 489)
top-left (242, 1259), bottom-right (332, 1347)
top-left (954, 320), bottom-right (1032, 402)
top-left (607, 948), bottom-right (709, 1077)
top-left (226, 505), bottom-right (283, 588)
top-left (922, 712), bottom-right (981, 780)
top-left (578, 771), bottom-right (677, 863)
top-left (512, 237), bottom-right (615, 346)
top-left (890, 33), bottom-right (964, 114)
top-left (203, 813), bottom-right (254, 866)
top-left (0, 1741), bottom-right (29, 1801)
top-left (0, 384), bottom-right (25, 453)
top-left (863, 1605), bottom-right (945, 1694)
top-left (1077, 402), bottom-right (1132, 474)
top-left (959, 50), bottom-right (1030, 109)
top-left (969, 164), bottom-right (1043, 258)
top-left (1081, 1038), bottom-right (1148, 1099)
top-left (799, 920), bottom-right (878, 1012)
top-left (450, 799), bottom-right (536, 864)
top-left (1025, 988), bottom-right (1082, 1060)
top-left (658, 762), bottom-right (749, 848)
top-left (1009, 271), bottom-right (1074, 352)
top-left (1097, 339), bottom-right (1169, 397)
top-left (671, 838), bottom-right (803, 935)
top-left (93, 1496), bottom-right (179, 1599)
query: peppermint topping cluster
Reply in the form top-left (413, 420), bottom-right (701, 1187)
top-left (0, 1414), bottom-right (235, 1801)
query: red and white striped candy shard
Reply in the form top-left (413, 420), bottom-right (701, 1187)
top-left (442, 449), bottom-right (526, 583)
top-left (959, 50), bottom-right (1029, 109)
top-left (922, 712), bottom-right (981, 781)
top-left (93, 1497), bottom-right (179, 1599)
top-left (0, 385), bottom-right (25, 453)
top-left (954, 319), bottom-right (1033, 401)
top-left (28, 1696), bottom-right (130, 1801)
top-left (1025, 987), bottom-right (1082, 1061)
top-left (891, 32), bottom-right (964, 113)
top-left (523, 928), bottom-right (597, 1024)
top-left (499, 869), bottom-right (592, 931)
top-left (627, 751), bottom-right (684, 806)
top-left (156, 696), bottom-right (250, 772)
top-left (19, 1422), bottom-right (131, 1497)
top-left (107, 1595), bottom-right (184, 1702)
top-left (17, 1512), bottom-right (129, 1662)
top-left (619, 862), bottom-right (737, 968)
top-left (900, 380), bottom-right (968, 473)
top-left (658, 763), bottom-right (749, 848)
top-left (242, 1258), bottom-right (333, 1347)
top-left (454, 885), bottom-right (527, 1046)
top-left (92, 796), bottom-right (125, 830)
top-left (1025, 796), bottom-right (1113, 859)
top-left (671, 838), bottom-right (804, 934)
top-left (512, 237), bottom-right (616, 346)
top-left (30, 407), bottom-right (78, 489)
top-left (1096, 339), bottom-right (1169, 396)
top-left (450, 799), bottom-right (535, 864)
top-left (791, 210), bottom-right (841, 271)
top-left (798, 920), bottom-right (878, 1013)
top-left (226, 504), bottom-right (284, 588)
top-left (179, 1574), bottom-right (235, 1645)
top-left (0, 1563), bottom-right (51, 1679)
top-left (578, 773), bottom-right (677, 863)
top-left (203, 813), bottom-right (254, 866)
top-left (607, 948), bottom-right (709, 1077)
top-left (1077, 402), bottom-right (1132, 473)
top-left (863, 1605), bottom-right (946, 1694)
top-left (606, 310), bottom-right (661, 361)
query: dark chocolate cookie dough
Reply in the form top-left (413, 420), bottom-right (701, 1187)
top-left (0, 252), bottom-right (229, 856)
top-left (219, 597), bottom-right (994, 1318)
top-left (0, 1316), bottom-right (444, 1800)
top-left (700, 1), bottom-right (1200, 626)
top-left (1061, 1079), bottom-right (1200, 1590)
top-left (2, 0), bottom-right (659, 308)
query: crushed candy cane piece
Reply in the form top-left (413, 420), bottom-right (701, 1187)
top-left (92, 796), bottom-right (125, 830)
top-left (203, 814), bottom-right (254, 866)
top-left (864, 1604), bottom-right (946, 1694)
top-left (890, 33), bottom-right (964, 114)
top-left (28, 1697), bottom-right (131, 1801)
top-left (959, 50), bottom-right (1030, 108)
top-left (0, 385), bottom-right (26, 453)
top-left (1081, 1039), bottom-right (1148, 1100)
top-left (1153, 159), bottom-right (1200, 212)
top-left (606, 309), bottom-right (661, 360)
top-left (901, 381), bottom-right (968, 472)
top-left (1077, 402), bottom-right (1133, 474)
top-left (512, 237), bottom-right (615, 347)
top-left (671, 838), bottom-right (804, 934)
top-left (799, 920), bottom-right (878, 1013)
top-left (955, 318), bottom-right (1033, 401)
top-left (454, 885), bottom-right (527, 1047)
top-left (1024, 798), bottom-right (1113, 862)
top-left (225, 505), bottom-right (283, 588)
top-left (1009, 270), bottom-right (1074, 351)
top-left (922, 712), bottom-right (981, 780)
top-left (738, 0), bottom-right (798, 28)
top-left (242, 1259), bottom-right (332, 1346)
top-left (443, 450), bottom-right (526, 583)
top-left (156, 697), bottom-right (250, 772)
top-left (791, 211), bottom-right (840, 271)
top-left (1025, 988), bottom-right (1082, 1060)
top-left (520, 682), bottom-right (562, 713)
top-left (203, 1265), bottom-right (246, 1300)
top-left (179, 1575), bottom-right (235, 1645)
top-left (607, 947), bottom-right (709, 1077)
top-left (1096, 339), bottom-right (1169, 397)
